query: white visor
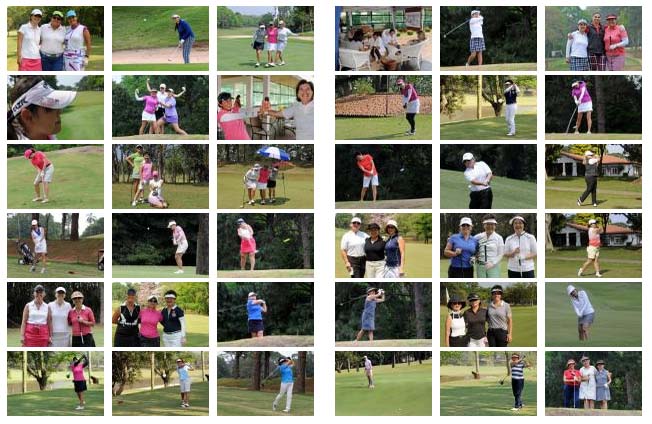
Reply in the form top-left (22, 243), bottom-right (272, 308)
top-left (10, 80), bottom-right (76, 119)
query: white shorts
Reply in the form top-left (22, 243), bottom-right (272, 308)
top-left (245, 181), bottom-right (257, 189)
top-left (362, 174), bottom-right (379, 188)
top-left (142, 111), bottom-right (156, 121)
top-left (34, 165), bottom-right (55, 184)
top-left (578, 101), bottom-right (593, 113)
top-left (266, 42), bottom-right (277, 51)
top-left (277, 41), bottom-right (287, 51)
top-left (467, 337), bottom-right (487, 347)
top-left (34, 241), bottom-right (47, 254)
top-left (179, 380), bottom-right (191, 392)
top-left (176, 240), bottom-right (188, 254)
top-left (256, 182), bottom-right (268, 190)
top-left (365, 260), bottom-right (386, 278)
top-left (162, 331), bottom-right (183, 347)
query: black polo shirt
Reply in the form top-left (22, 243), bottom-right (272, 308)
top-left (161, 305), bottom-right (185, 333)
top-left (463, 307), bottom-right (488, 339)
top-left (115, 303), bottom-right (140, 336)
top-left (364, 237), bottom-right (386, 261)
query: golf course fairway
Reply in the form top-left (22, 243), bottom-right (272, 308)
top-left (217, 384), bottom-right (314, 415)
top-left (113, 381), bottom-right (209, 416)
top-left (440, 169), bottom-right (536, 209)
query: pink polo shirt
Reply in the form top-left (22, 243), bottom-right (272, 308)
top-left (71, 362), bottom-right (86, 381)
top-left (604, 25), bottom-right (628, 57)
top-left (30, 151), bottom-right (51, 171)
top-left (68, 306), bottom-right (95, 336)
top-left (139, 308), bottom-right (163, 338)
top-left (218, 106), bottom-right (251, 140)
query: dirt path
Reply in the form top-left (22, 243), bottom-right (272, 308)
top-left (112, 45), bottom-right (209, 64)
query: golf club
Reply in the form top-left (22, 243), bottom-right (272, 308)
top-left (517, 233), bottom-right (523, 279)
top-left (240, 175), bottom-right (247, 208)
top-left (565, 107), bottom-right (578, 134)
top-left (443, 19), bottom-right (470, 38)
top-left (282, 172), bottom-right (286, 202)
top-left (167, 44), bottom-right (181, 62)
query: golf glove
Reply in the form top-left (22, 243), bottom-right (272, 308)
top-left (179, 39), bottom-right (185, 45)
top-left (83, 57), bottom-right (89, 67)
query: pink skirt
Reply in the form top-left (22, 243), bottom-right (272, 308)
top-left (240, 237), bottom-right (257, 254)
top-left (19, 58), bottom-right (42, 71)
top-left (24, 323), bottom-right (49, 347)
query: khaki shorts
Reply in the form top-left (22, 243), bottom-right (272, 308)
top-left (587, 245), bottom-right (600, 260)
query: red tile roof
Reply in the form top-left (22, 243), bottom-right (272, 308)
top-left (561, 151), bottom-right (636, 165)
top-left (566, 222), bottom-right (635, 234)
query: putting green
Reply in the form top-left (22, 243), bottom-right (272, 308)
top-left (217, 269), bottom-right (314, 278)
top-left (217, 384), bottom-right (314, 415)
top-left (218, 335), bottom-right (314, 347)
top-left (217, 164), bottom-right (314, 209)
top-left (439, 259), bottom-right (538, 278)
top-left (335, 361), bottom-right (432, 416)
top-left (113, 381), bottom-right (209, 416)
top-left (546, 133), bottom-right (642, 140)
top-left (112, 183), bottom-right (209, 209)
top-left (440, 364), bottom-right (536, 416)
top-left (335, 228), bottom-right (432, 278)
top-left (441, 114), bottom-right (537, 140)
top-left (7, 258), bottom-right (103, 278)
top-left (546, 177), bottom-right (642, 209)
top-left (112, 265), bottom-right (202, 278)
top-left (335, 115), bottom-right (433, 140)
top-left (440, 169), bottom-right (537, 209)
top-left (545, 282), bottom-right (641, 347)
top-left (439, 305), bottom-right (537, 347)
top-left (8, 386), bottom-right (104, 416)
top-left (545, 248), bottom-right (641, 278)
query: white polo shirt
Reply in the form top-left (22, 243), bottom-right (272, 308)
top-left (49, 300), bottom-right (72, 332)
top-left (40, 23), bottom-right (66, 55)
top-left (283, 101), bottom-right (314, 140)
top-left (464, 161), bottom-right (492, 192)
top-left (340, 230), bottom-right (368, 257)
top-left (474, 231), bottom-right (505, 265)
top-left (19, 23), bottom-right (41, 59)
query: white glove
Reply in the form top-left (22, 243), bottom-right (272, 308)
top-left (179, 39), bottom-right (185, 45)
top-left (485, 262), bottom-right (494, 270)
top-left (575, 99), bottom-right (580, 106)
top-left (82, 57), bottom-right (89, 67)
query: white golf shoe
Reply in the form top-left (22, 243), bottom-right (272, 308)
top-left (574, 130), bottom-right (580, 135)
top-left (41, 198), bottom-right (49, 203)
top-left (506, 133), bottom-right (515, 136)
top-left (174, 269), bottom-right (185, 274)
top-left (75, 405), bottom-right (84, 410)
top-left (577, 268), bottom-right (583, 277)
top-left (131, 201), bottom-right (137, 206)
top-left (511, 407), bottom-right (520, 412)
top-left (283, 409), bottom-right (291, 413)
top-left (40, 268), bottom-right (46, 274)
top-left (30, 265), bottom-right (36, 272)
top-left (32, 197), bottom-right (42, 202)
top-left (255, 63), bottom-right (260, 67)
top-left (596, 272), bottom-right (602, 277)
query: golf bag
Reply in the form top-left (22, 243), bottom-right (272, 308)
top-left (16, 241), bottom-right (37, 265)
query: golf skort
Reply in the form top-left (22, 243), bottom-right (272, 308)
top-left (162, 331), bottom-right (183, 347)
top-left (179, 380), bottom-right (191, 392)
top-left (578, 312), bottom-right (595, 325)
top-left (139, 335), bottom-right (160, 347)
top-left (176, 240), bottom-right (189, 254)
top-left (253, 41), bottom-right (264, 51)
top-left (74, 380), bottom-right (88, 393)
top-left (24, 323), bottom-right (50, 346)
top-left (245, 180), bottom-right (257, 189)
top-left (240, 237), bottom-right (257, 254)
top-left (277, 41), bottom-right (287, 51)
top-left (34, 240), bottom-right (47, 254)
top-left (248, 319), bottom-right (264, 333)
top-left (362, 174), bottom-right (379, 188)
top-left (141, 111), bottom-right (156, 122)
top-left (569, 56), bottom-right (590, 71)
top-left (469, 37), bottom-right (485, 52)
top-left (587, 245), bottom-right (600, 259)
top-left (266, 42), bottom-right (277, 51)
top-left (589, 54), bottom-right (607, 71)
top-left (578, 101), bottom-right (593, 113)
top-left (34, 164), bottom-right (54, 184)
top-left (256, 182), bottom-right (268, 190)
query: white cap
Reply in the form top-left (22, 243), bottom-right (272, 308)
top-left (171, 14), bottom-right (180, 19)
top-left (159, 83), bottom-right (166, 88)
top-left (31, 9), bottom-right (43, 16)
top-left (385, 219), bottom-right (399, 230)
top-left (55, 286), bottom-right (66, 293)
top-left (10, 80), bottom-right (77, 119)
top-left (571, 81), bottom-right (580, 88)
top-left (31, 219), bottom-right (38, 226)
top-left (248, 292), bottom-right (257, 297)
top-left (585, 150), bottom-right (594, 156)
top-left (588, 219), bottom-right (597, 225)
top-left (351, 217), bottom-right (362, 224)
top-left (509, 215), bottom-right (526, 225)
top-left (462, 152), bottom-right (474, 162)
top-left (567, 285), bottom-right (576, 296)
top-left (482, 217), bottom-right (498, 224)
top-left (259, 24), bottom-right (266, 28)
top-left (253, 163), bottom-right (261, 169)
top-left (167, 221), bottom-right (177, 228)
top-left (279, 20), bottom-right (285, 25)
top-left (471, 10), bottom-right (481, 15)
top-left (459, 217), bottom-right (473, 227)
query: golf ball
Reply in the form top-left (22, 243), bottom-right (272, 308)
top-left (400, 168), bottom-right (405, 172)
top-left (143, 18), bottom-right (147, 22)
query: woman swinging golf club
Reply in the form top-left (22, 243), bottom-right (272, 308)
top-left (509, 353), bottom-right (529, 411)
top-left (465, 10), bottom-right (485, 67)
top-left (578, 219), bottom-right (603, 277)
top-left (272, 357), bottom-right (294, 413)
top-left (397, 78), bottom-right (420, 136)
top-left (354, 287), bottom-right (385, 342)
top-left (577, 151), bottom-right (601, 208)
top-left (462, 153), bottom-right (493, 209)
top-left (567, 285), bottom-right (595, 341)
top-left (503, 79), bottom-right (520, 136)
top-left (363, 355), bottom-right (375, 389)
top-left (571, 80), bottom-right (593, 134)
top-left (24, 148), bottom-right (54, 203)
top-left (168, 220), bottom-right (188, 274)
top-left (70, 354), bottom-right (89, 410)
top-left (237, 218), bottom-right (256, 271)
top-left (246, 292), bottom-right (267, 338)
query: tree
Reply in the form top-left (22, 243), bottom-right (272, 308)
top-left (70, 213), bottom-right (80, 241)
top-left (296, 351), bottom-right (307, 393)
top-left (413, 282), bottom-right (425, 339)
top-left (251, 352), bottom-right (262, 390)
top-left (196, 214), bottom-right (209, 275)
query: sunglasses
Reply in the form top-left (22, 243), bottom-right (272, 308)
top-left (451, 302), bottom-right (462, 305)
top-left (461, 224), bottom-right (471, 227)
top-left (52, 16), bottom-right (62, 20)
top-left (351, 222), bottom-right (361, 226)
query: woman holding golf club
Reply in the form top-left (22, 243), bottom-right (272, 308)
top-left (268, 165), bottom-right (279, 203)
top-left (444, 216), bottom-right (478, 278)
top-left (465, 10), bottom-right (484, 67)
top-left (273, 357), bottom-right (295, 412)
top-left (49, 286), bottom-right (72, 347)
top-left (595, 360), bottom-right (612, 409)
top-left (257, 164), bottom-right (270, 205)
top-left (247, 292), bottom-right (267, 338)
top-left (112, 288), bottom-right (141, 347)
top-left (30, 218), bottom-right (47, 273)
top-left (503, 79), bottom-right (520, 136)
top-left (68, 291), bottom-right (96, 347)
top-left (504, 216), bottom-right (537, 278)
top-left (487, 285), bottom-right (512, 347)
top-left (263, 79), bottom-right (314, 140)
top-left (139, 295), bottom-right (163, 347)
top-left (63, 10), bottom-right (92, 71)
top-left (8, 76), bottom-right (77, 140)
top-left (563, 359), bottom-right (582, 408)
top-left (567, 285), bottom-right (595, 341)
top-left (578, 219), bottom-right (603, 277)
top-left (24, 147), bottom-right (54, 204)
top-left (383, 220), bottom-right (406, 278)
top-left (16, 9), bottom-right (43, 71)
top-left (20, 284), bottom-right (52, 347)
top-left (243, 164), bottom-right (261, 206)
top-left (444, 295), bottom-right (467, 347)
top-left (474, 214), bottom-right (504, 278)
top-left (577, 151), bottom-right (601, 208)
top-left (566, 19), bottom-right (590, 71)
top-left (161, 290), bottom-right (186, 347)
top-left (363, 355), bottom-right (375, 389)
top-left (397, 78), bottom-right (420, 136)
top-left (237, 218), bottom-right (257, 271)
top-left (364, 222), bottom-right (386, 278)
top-left (168, 220), bottom-right (188, 274)
top-left (172, 14), bottom-right (195, 64)
top-left (571, 80), bottom-right (593, 134)
top-left (604, 14), bottom-right (629, 71)
top-left (340, 217), bottom-right (368, 278)
top-left (70, 354), bottom-right (89, 410)
top-left (579, 356), bottom-right (597, 409)
top-left (464, 292), bottom-right (488, 347)
top-left (355, 151), bottom-right (379, 202)
top-left (354, 287), bottom-right (386, 342)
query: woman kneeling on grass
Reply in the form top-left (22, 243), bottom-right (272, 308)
top-left (354, 287), bottom-right (385, 342)
top-left (148, 171), bottom-right (168, 208)
top-left (24, 147), bottom-right (54, 204)
top-left (139, 295), bottom-right (163, 347)
top-left (69, 354), bottom-right (89, 410)
top-left (20, 284), bottom-right (52, 347)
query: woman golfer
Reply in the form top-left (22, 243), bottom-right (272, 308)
top-left (579, 356), bottom-right (597, 409)
top-left (563, 359), bottom-right (581, 408)
top-left (40, 10), bottom-right (66, 71)
top-left (355, 151), bottom-right (379, 202)
top-left (444, 295), bottom-right (467, 347)
top-left (503, 80), bottom-right (520, 136)
top-left (162, 290), bottom-right (186, 347)
top-left (243, 164), bottom-right (261, 205)
top-left (70, 354), bottom-right (89, 410)
top-left (265, 21), bottom-right (279, 68)
top-left (595, 360), bottom-right (612, 409)
top-left (444, 216), bottom-right (478, 278)
top-left (578, 219), bottom-right (602, 277)
top-left (176, 358), bottom-right (193, 408)
top-left (135, 88), bottom-right (159, 135)
top-left (20, 284), bottom-right (52, 347)
top-left (24, 148), bottom-right (54, 204)
top-left (587, 12), bottom-right (606, 71)
top-left (397, 78), bottom-right (420, 136)
top-left (462, 153), bottom-right (493, 209)
top-left (577, 151), bottom-right (601, 208)
top-left (567, 285), bottom-right (595, 341)
top-left (252, 24), bottom-right (266, 67)
top-left (504, 216), bottom-right (537, 278)
top-left (263, 80), bottom-right (314, 140)
top-left (566, 19), bottom-right (590, 71)
top-left (354, 287), bottom-right (386, 342)
top-left (571, 80), bottom-right (592, 134)
top-left (63, 10), bottom-right (91, 71)
top-left (68, 291), bottom-right (96, 347)
top-left (487, 285), bottom-right (512, 347)
top-left (17, 9), bottom-right (43, 71)
top-left (8, 77), bottom-right (77, 140)
top-left (247, 292), bottom-right (267, 338)
top-left (364, 222), bottom-right (386, 278)
top-left (147, 79), bottom-right (186, 134)
top-left (30, 218), bottom-right (48, 273)
top-left (509, 353), bottom-right (528, 411)
top-left (112, 288), bottom-right (141, 347)
top-left (168, 220), bottom-right (188, 274)
top-left (237, 218), bottom-right (257, 271)
top-left (126, 145), bottom-right (144, 206)
top-left (466, 10), bottom-right (485, 67)
top-left (48, 286), bottom-right (72, 347)
top-left (148, 171), bottom-right (168, 208)
top-left (218, 91), bottom-right (252, 140)
top-left (604, 14), bottom-right (629, 71)
top-left (257, 164), bottom-right (270, 205)
top-left (363, 356), bottom-right (375, 389)
top-left (340, 217), bottom-right (367, 278)
top-left (474, 214), bottom-right (504, 278)
top-left (464, 293), bottom-right (488, 347)
top-left (172, 14), bottom-right (195, 64)
top-left (273, 357), bottom-right (295, 412)
top-left (384, 220), bottom-right (406, 278)
top-left (159, 88), bottom-right (188, 135)
top-left (139, 295), bottom-right (163, 347)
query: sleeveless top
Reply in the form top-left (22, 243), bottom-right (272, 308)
top-left (449, 312), bottom-right (466, 337)
top-left (362, 299), bottom-right (377, 318)
top-left (27, 300), bottom-right (48, 325)
top-left (385, 235), bottom-right (401, 267)
top-left (116, 303), bottom-right (140, 336)
top-left (65, 24), bottom-right (86, 51)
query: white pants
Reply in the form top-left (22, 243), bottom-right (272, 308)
top-left (274, 382), bottom-right (293, 411)
top-left (162, 332), bottom-right (183, 347)
top-left (365, 260), bottom-right (385, 278)
top-left (468, 337), bottom-right (486, 347)
top-left (50, 331), bottom-right (71, 347)
top-left (505, 103), bottom-right (517, 134)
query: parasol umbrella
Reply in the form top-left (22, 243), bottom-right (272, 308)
top-left (256, 146), bottom-right (290, 161)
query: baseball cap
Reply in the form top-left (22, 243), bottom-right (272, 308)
top-left (172, 14), bottom-right (181, 19)
top-left (176, 358), bottom-right (184, 362)
top-left (52, 11), bottom-right (64, 18)
top-left (24, 149), bottom-right (34, 159)
top-left (136, 144), bottom-right (143, 149)
top-left (462, 152), bottom-right (474, 162)
top-left (10, 80), bottom-right (77, 119)
top-left (34, 284), bottom-right (45, 292)
top-left (253, 163), bottom-right (261, 169)
top-left (578, 18), bottom-right (588, 25)
top-left (259, 24), bottom-right (266, 28)
top-left (351, 217), bottom-right (362, 224)
top-left (588, 219), bottom-right (597, 225)
top-left (606, 14), bottom-right (617, 20)
top-left (467, 292), bottom-right (480, 301)
top-left (459, 217), bottom-right (473, 227)
top-left (471, 10), bottom-right (481, 15)
top-left (585, 150), bottom-right (594, 157)
top-left (396, 78), bottom-right (405, 85)
top-left (147, 295), bottom-right (158, 303)
top-left (366, 287), bottom-right (377, 294)
top-left (236, 218), bottom-right (245, 225)
top-left (31, 219), bottom-right (38, 226)
top-left (31, 9), bottom-right (43, 16)
top-left (248, 292), bottom-right (257, 297)
top-left (66, 10), bottom-right (77, 18)
top-left (152, 171), bottom-right (159, 177)
top-left (571, 81), bottom-right (581, 88)
top-left (167, 221), bottom-right (176, 228)
top-left (567, 285), bottom-right (576, 295)
top-left (55, 286), bottom-right (66, 293)
top-left (71, 291), bottom-right (84, 299)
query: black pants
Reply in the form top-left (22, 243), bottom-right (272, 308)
top-left (580, 176), bottom-right (598, 205)
top-left (139, 335), bottom-right (161, 347)
top-left (72, 334), bottom-right (96, 347)
top-left (469, 188), bottom-right (493, 209)
top-left (406, 113), bottom-right (416, 132)
top-left (487, 328), bottom-right (508, 347)
top-left (448, 266), bottom-right (473, 278)
top-left (347, 255), bottom-right (366, 278)
top-left (370, 47), bottom-right (382, 61)
top-left (448, 335), bottom-right (468, 347)
top-left (512, 378), bottom-right (524, 408)
top-left (114, 333), bottom-right (140, 347)
top-left (508, 269), bottom-right (535, 278)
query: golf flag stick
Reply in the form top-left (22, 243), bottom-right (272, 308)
top-left (443, 19), bottom-right (470, 38)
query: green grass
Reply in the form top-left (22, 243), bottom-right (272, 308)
top-left (439, 305), bottom-right (537, 347)
top-left (545, 248), bottom-right (641, 278)
top-left (442, 93), bottom-right (537, 123)
top-left (441, 114), bottom-right (537, 140)
top-left (335, 361), bottom-right (432, 416)
top-left (112, 310), bottom-right (208, 347)
top-left (8, 386), bottom-right (104, 416)
top-left (7, 33), bottom-right (104, 71)
top-left (112, 7), bottom-right (210, 50)
top-left (546, 133), bottom-right (642, 140)
top-left (58, 91), bottom-right (104, 140)
top-left (218, 335), bottom-right (314, 347)
top-left (7, 259), bottom-right (103, 278)
top-left (336, 198), bottom-right (432, 209)
top-left (217, 385), bottom-right (314, 416)
top-left (440, 63), bottom-right (537, 71)
top-left (217, 164), bottom-right (313, 209)
top-left (545, 282), bottom-right (641, 347)
top-left (440, 364), bottom-right (536, 416)
top-left (217, 269), bottom-right (314, 278)
top-left (440, 169), bottom-right (537, 209)
top-left (112, 183), bottom-right (208, 209)
top-left (113, 134), bottom-right (209, 141)
top-left (335, 228), bottom-right (432, 278)
top-left (546, 177), bottom-right (642, 209)
top-left (112, 63), bottom-right (209, 71)
top-left (546, 407), bottom-right (642, 416)
top-left (439, 258), bottom-right (537, 278)
top-left (545, 55), bottom-right (642, 71)
top-left (335, 115), bottom-right (433, 140)
top-left (335, 339), bottom-right (432, 348)
top-left (113, 381), bottom-right (209, 416)
top-left (7, 146), bottom-right (104, 209)
top-left (217, 34), bottom-right (314, 71)
top-left (112, 265), bottom-right (201, 278)
top-left (8, 325), bottom-right (105, 347)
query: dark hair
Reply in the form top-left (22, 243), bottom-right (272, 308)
top-left (264, 96), bottom-right (270, 101)
top-left (352, 29), bottom-right (364, 42)
top-left (165, 289), bottom-right (177, 297)
top-left (295, 79), bottom-right (314, 102)
top-left (482, 213), bottom-right (496, 221)
top-left (353, 151), bottom-right (362, 158)
top-left (8, 76), bottom-right (46, 140)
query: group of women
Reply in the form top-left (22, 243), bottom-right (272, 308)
top-left (563, 356), bottom-right (613, 409)
top-left (135, 79), bottom-right (188, 136)
top-left (565, 12), bottom-right (629, 71)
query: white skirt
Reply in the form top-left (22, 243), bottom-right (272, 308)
top-left (142, 111), bottom-right (156, 121)
top-left (162, 332), bottom-right (183, 347)
top-left (578, 101), bottom-right (593, 113)
top-left (50, 332), bottom-right (71, 347)
top-left (406, 99), bottom-right (420, 114)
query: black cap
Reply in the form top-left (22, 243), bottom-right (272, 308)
top-left (127, 288), bottom-right (137, 295)
top-left (467, 292), bottom-right (480, 302)
top-left (278, 357), bottom-right (289, 365)
top-left (366, 222), bottom-right (380, 230)
top-left (447, 294), bottom-right (466, 309)
top-left (491, 285), bottom-right (504, 294)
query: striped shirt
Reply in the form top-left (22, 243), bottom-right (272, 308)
top-left (511, 362), bottom-right (525, 380)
